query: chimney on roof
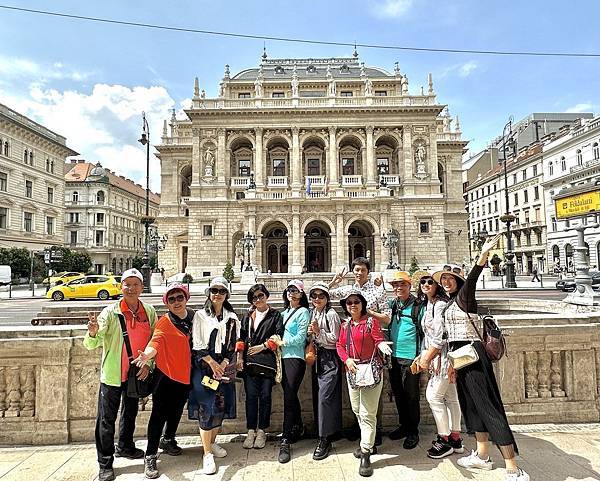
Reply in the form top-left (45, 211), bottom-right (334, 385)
top-left (78, 159), bottom-right (85, 163)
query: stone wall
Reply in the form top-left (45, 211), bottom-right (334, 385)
top-left (0, 310), bottom-right (599, 445)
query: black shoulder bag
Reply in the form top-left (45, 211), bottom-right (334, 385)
top-left (118, 313), bottom-right (154, 398)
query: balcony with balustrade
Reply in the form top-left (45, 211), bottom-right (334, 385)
top-left (267, 176), bottom-right (288, 188)
top-left (230, 177), bottom-right (250, 188)
top-left (379, 174), bottom-right (401, 186)
top-left (341, 175), bottom-right (362, 187)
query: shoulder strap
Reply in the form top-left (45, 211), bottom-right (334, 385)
top-left (283, 307), bottom-right (300, 326)
top-left (117, 313), bottom-right (134, 361)
top-left (346, 322), bottom-right (352, 358)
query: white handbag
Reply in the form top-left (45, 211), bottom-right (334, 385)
top-left (448, 343), bottom-right (479, 369)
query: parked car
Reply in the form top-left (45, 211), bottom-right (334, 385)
top-left (555, 272), bottom-right (600, 292)
top-left (47, 275), bottom-right (122, 301)
top-left (42, 271), bottom-right (83, 286)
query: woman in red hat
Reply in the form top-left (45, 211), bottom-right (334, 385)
top-left (132, 282), bottom-right (194, 479)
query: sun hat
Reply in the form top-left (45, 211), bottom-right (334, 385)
top-left (286, 279), bottom-right (305, 292)
top-left (205, 276), bottom-right (230, 296)
top-left (121, 268), bottom-right (144, 283)
top-left (308, 281), bottom-right (330, 297)
top-left (339, 288), bottom-right (368, 312)
top-left (432, 264), bottom-right (466, 284)
top-left (388, 271), bottom-right (412, 284)
top-left (163, 282), bottom-right (190, 305)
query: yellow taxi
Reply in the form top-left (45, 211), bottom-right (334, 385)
top-left (42, 271), bottom-right (83, 286)
top-left (47, 275), bottom-right (122, 301)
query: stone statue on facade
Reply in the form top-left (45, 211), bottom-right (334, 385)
top-left (414, 143), bottom-right (428, 178)
top-left (204, 148), bottom-right (215, 177)
top-left (327, 67), bottom-right (336, 97)
top-left (254, 76), bottom-right (263, 98)
top-left (291, 66), bottom-right (299, 97)
top-left (364, 77), bottom-right (373, 96)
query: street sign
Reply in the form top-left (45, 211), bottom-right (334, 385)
top-left (555, 190), bottom-right (600, 220)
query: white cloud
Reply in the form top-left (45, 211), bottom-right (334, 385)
top-left (369, 0), bottom-right (415, 18)
top-left (565, 103), bottom-right (594, 113)
top-left (0, 54), bottom-right (91, 83)
top-left (439, 61), bottom-right (478, 79)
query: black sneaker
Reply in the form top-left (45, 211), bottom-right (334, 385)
top-left (98, 468), bottom-right (115, 481)
top-left (144, 455), bottom-right (159, 479)
top-left (114, 445), bottom-right (144, 459)
top-left (313, 437), bottom-right (332, 461)
top-left (159, 437), bottom-right (183, 456)
top-left (448, 436), bottom-right (464, 454)
top-left (388, 427), bottom-right (408, 440)
top-left (353, 445), bottom-right (377, 458)
top-left (427, 437), bottom-right (454, 459)
top-left (403, 433), bottom-right (419, 450)
top-left (278, 439), bottom-right (291, 464)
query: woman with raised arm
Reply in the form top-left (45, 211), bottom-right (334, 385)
top-left (433, 234), bottom-right (529, 481)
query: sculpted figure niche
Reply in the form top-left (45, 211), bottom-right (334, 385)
top-left (414, 142), bottom-right (428, 179)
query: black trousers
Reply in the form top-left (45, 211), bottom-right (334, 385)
top-left (311, 347), bottom-right (343, 438)
top-left (244, 374), bottom-right (274, 430)
top-left (95, 382), bottom-right (139, 469)
top-left (389, 357), bottom-right (421, 435)
top-left (282, 358), bottom-right (306, 439)
top-left (146, 372), bottom-right (190, 456)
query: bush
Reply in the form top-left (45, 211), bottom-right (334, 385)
top-left (222, 262), bottom-right (235, 282)
top-left (408, 256), bottom-right (420, 276)
top-left (182, 273), bottom-right (194, 284)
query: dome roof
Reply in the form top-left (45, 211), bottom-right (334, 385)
top-left (87, 162), bottom-right (109, 181)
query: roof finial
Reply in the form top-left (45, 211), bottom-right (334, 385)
top-left (394, 61), bottom-right (400, 76)
top-left (353, 43), bottom-right (358, 58)
top-left (455, 116), bottom-right (461, 133)
top-left (360, 62), bottom-right (366, 78)
top-left (170, 108), bottom-right (176, 123)
top-left (262, 43), bottom-right (268, 60)
top-left (162, 119), bottom-right (168, 137)
top-left (224, 64), bottom-right (230, 80)
top-left (193, 77), bottom-right (200, 99)
top-left (428, 73), bottom-right (434, 95)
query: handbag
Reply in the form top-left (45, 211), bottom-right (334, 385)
top-left (118, 314), bottom-right (154, 398)
top-left (447, 342), bottom-right (479, 369)
top-left (305, 340), bottom-right (317, 366)
top-left (345, 317), bottom-right (382, 389)
top-left (468, 313), bottom-right (507, 362)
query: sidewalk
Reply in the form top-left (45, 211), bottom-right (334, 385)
top-left (0, 424), bottom-right (598, 481)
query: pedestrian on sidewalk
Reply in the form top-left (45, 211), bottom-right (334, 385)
top-left (132, 282), bottom-right (194, 479)
top-left (238, 284), bottom-right (284, 450)
top-left (188, 277), bottom-right (240, 475)
top-left (531, 268), bottom-right (540, 282)
top-left (413, 273), bottom-right (464, 459)
top-left (308, 282), bottom-right (343, 461)
top-left (83, 268), bottom-right (158, 481)
top-left (434, 234), bottom-right (530, 481)
top-left (277, 280), bottom-right (311, 464)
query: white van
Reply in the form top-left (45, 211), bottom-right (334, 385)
top-left (0, 265), bottom-right (11, 286)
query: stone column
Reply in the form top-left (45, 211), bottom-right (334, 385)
top-left (336, 208), bottom-right (346, 270)
top-left (217, 128), bottom-right (226, 184)
top-left (429, 126), bottom-right (438, 186)
top-left (291, 127), bottom-right (301, 193)
top-left (254, 128), bottom-right (263, 187)
top-left (172, 161), bottom-right (179, 198)
top-left (366, 125), bottom-right (377, 188)
top-left (402, 127), bottom-right (413, 193)
top-left (328, 126), bottom-right (338, 187)
top-left (191, 128), bottom-right (201, 186)
top-left (291, 205), bottom-right (302, 274)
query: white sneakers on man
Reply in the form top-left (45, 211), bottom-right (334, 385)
top-left (254, 429), bottom-right (267, 449)
top-left (457, 450), bottom-right (494, 470)
top-left (202, 453), bottom-right (217, 475)
top-left (243, 430), bottom-right (256, 449)
top-left (211, 443), bottom-right (227, 458)
top-left (505, 468), bottom-right (530, 481)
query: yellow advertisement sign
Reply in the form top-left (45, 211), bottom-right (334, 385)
top-left (555, 191), bottom-right (600, 219)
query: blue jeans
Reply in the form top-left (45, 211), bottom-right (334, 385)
top-left (244, 375), bottom-right (274, 430)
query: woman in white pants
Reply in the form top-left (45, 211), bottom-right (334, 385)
top-left (414, 273), bottom-right (464, 459)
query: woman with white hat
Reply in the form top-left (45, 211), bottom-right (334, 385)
top-left (433, 234), bottom-right (529, 481)
top-left (277, 279), bottom-right (311, 464)
top-left (188, 276), bottom-right (240, 475)
top-left (308, 281), bottom-right (342, 461)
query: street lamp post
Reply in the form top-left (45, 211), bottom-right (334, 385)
top-left (499, 118), bottom-right (518, 288)
top-left (138, 112), bottom-right (154, 293)
top-left (241, 232), bottom-right (256, 271)
top-left (381, 228), bottom-right (399, 269)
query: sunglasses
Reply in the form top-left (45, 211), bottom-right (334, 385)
top-left (443, 265), bottom-right (462, 274)
top-left (310, 293), bottom-right (327, 300)
top-left (345, 300), bottom-right (362, 306)
top-left (420, 278), bottom-right (435, 286)
top-left (252, 293), bottom-right (266, 302)
top-left (167, 294), bottom-right (186, 304)
top-left (287, 287), bottom-right (300, 294)
top-left (209, 287), bottom-right (228, 295)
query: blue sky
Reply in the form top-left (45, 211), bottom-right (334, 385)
top-left (1, 0), bottom-right (599, 191)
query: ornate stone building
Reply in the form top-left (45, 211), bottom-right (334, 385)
top-left (156, 54), bottom-right (468, 277)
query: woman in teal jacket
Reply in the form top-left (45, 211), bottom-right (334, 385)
top-left (278, 279), bottom-right (310, 464)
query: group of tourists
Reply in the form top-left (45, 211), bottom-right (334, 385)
top-left (84, 232), bottom-right (528, 481)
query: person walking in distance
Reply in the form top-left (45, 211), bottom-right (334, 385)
top-left (84, 268), bottom-right (158, 481)
top-left (531, 268), bottom-right (540, 282)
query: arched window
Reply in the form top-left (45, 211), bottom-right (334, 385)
top-left (552, 245), bottom-right (560, 264)
top-left (593, 142), bottom-right (599, 160)
top-left (24, 149), bottom-right (28, 163)
top-left (72, 191), bottom-right (79, 203)
top-left (549, 161), bottom-right (554, 176)
top-left (3, 141), bottom-right (8, 156)
top-left (576, 149), bottom-right (582, 165)
top-left (561, 156), bottom-right (566, 171)
top-left (46, 159), bottom-right (50, 171)
top-left (29, 151), bottom-right (34, 165)
top-left (438, 162), bottom-right (445, 194)
top-left (96, 190), bottom-right (105, 205)
top-left (50, 160), bottom-right (54, 173)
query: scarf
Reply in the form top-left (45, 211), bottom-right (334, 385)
top-left (167, 307), bottom-right (194, 336)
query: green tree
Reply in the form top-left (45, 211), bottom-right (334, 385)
top-left (222, 261), bottom-right (235, 282)
top-left (47, 246), bottom-right (93, 274)
top-left (132, 254), bottom-right (157, 272)
top-left (408, 256), bottom-right (420, 275)
top-left (0, 247), bottom-right (32, 279)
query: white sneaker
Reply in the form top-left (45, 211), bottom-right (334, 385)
top-left (505, 468), bottom-right (530, 481)
top-left (457, 450), bottom-right (494, 470)
top-left (202, 453), bottom-right (217, 475)
top-left (243, 430), bottom-right (256, 449)
top-left (254, 429), bottom-right (267, 449)
top-left (211, 443), bottom-right (227, 458)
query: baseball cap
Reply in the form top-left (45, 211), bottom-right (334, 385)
top-left (122, 268), bottom-right (144, 283)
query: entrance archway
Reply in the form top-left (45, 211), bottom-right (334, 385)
top-left (304, 221), bottom-right (331, 272)
top-left (348, 220), bottom-right (374, 266)
top-left (262, 222), bottom-right (288, 273)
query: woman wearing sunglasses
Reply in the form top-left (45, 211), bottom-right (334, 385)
top-left (131, 282), bottom-right (194, 479)
top-left (433, 234), bottom-right (529, 481)
top-left (414, 274), bottom-right (463, 459)
top-left (188, 276), bottom-right (240, 475)
top-left (307, 282), bottom-right (342, 461)
top-left (238, 284), bottom-right (284, 450)
top-left (336, 289), bottom-right (392, 477)
top-left (278, 279), bottom-right (311, 464)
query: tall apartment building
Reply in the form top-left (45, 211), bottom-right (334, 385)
top-left (156, 54), bottom-right (469, 277)
top-left (0, 103), bottom-right (78, 251)
top-left (64, 160), bottom-right (160, 274)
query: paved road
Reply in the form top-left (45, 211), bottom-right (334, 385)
top-left (0, 288), bottom-right (569, 327)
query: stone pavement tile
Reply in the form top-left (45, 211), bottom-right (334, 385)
top-left (45, 447), bottom-right (97, 481)
top-left (0, 450), bottom-right (75, 481)
top-left (241, 458), bottom-right (293, 481)
top-left (290, 440), bottom-right (340, 470)
top-left (0, 449), bottom-right (35, 478)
